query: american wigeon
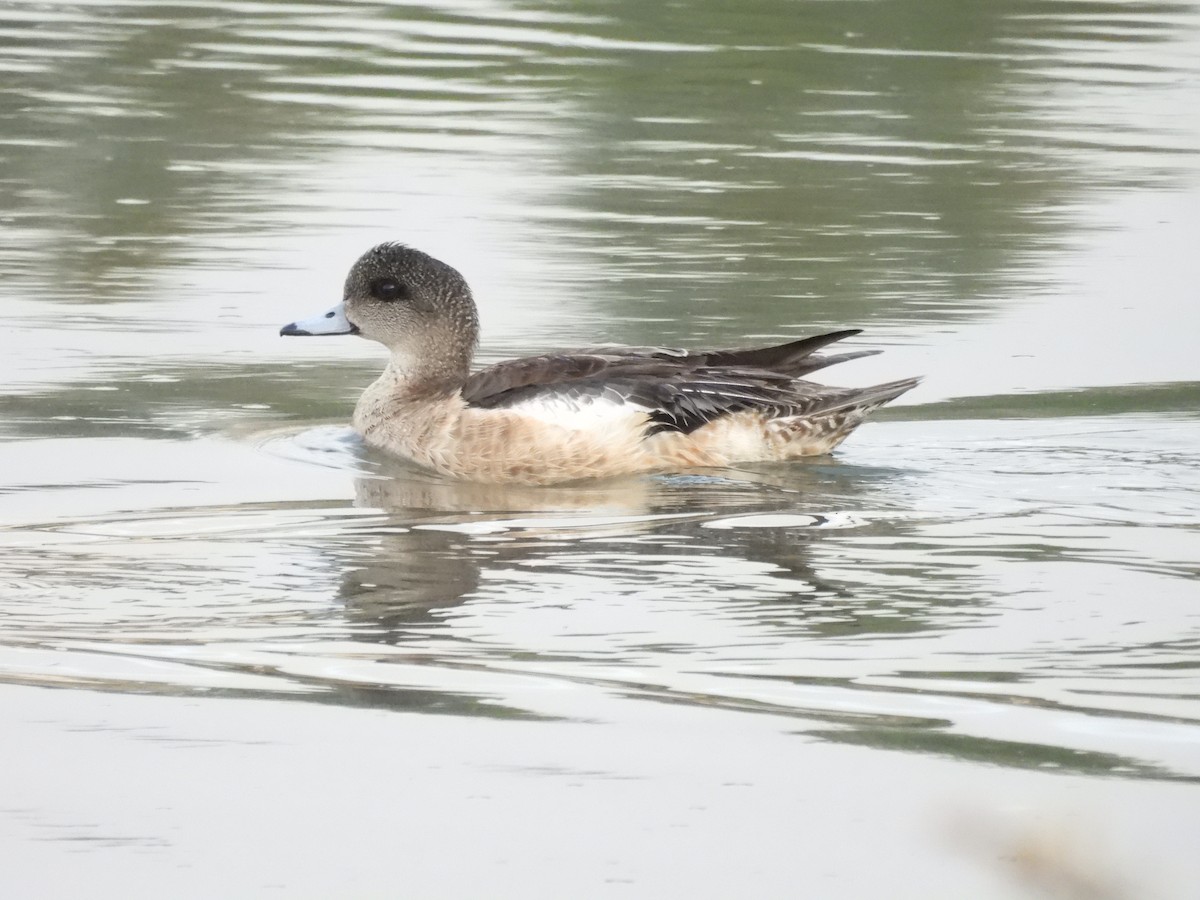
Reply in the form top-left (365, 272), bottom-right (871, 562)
top-left (281, 243), bottom-right (918, 484)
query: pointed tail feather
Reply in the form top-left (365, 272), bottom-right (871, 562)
top-left (796, 348), bottom-right (882, 375)
top-left (698, 329), bottom-right (863, 372)
top-left (823, 376), bottom-right (922, 415)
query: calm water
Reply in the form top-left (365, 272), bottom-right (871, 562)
top-left (3, 0), bottom-right (1199, 896)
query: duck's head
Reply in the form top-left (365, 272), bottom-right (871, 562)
top-left (281, 242), bottom-right (480, 378)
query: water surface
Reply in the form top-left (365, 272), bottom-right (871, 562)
top-left (2, 1), bottom-right (1199, 897)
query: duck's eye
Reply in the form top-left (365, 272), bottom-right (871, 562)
top-left (370, 279), bottom-right (407, 302)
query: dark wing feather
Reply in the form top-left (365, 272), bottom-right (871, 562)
top-left (680, 329), bottom-right (863, 371)
top-left (461, 330), bottom-right (865, 406)
top-left (460, 353), bottom-right (617, 404)
top-left (569, 329), bottom-right (867, 376)
top-left (460, 330), bottom-right (916, 437)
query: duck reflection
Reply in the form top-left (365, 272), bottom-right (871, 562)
top-left (331, 452), bottom-right (924, 645)
top-left (341, 458), bottom-right (667, 638)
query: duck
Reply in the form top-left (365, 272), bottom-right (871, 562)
top-left (280, 242), bottom-right (919, 484)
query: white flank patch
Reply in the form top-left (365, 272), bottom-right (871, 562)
top-left (506, 393), bottom-right (646, 430)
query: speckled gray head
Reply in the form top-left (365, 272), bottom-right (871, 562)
top-left (281, 243), bottom-right (481, 379)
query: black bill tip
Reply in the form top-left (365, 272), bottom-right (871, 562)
top-left (279, 322), bottom-right (310, 336)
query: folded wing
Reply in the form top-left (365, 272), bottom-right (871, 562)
top-left (461, 330), bottom-right (917, 436)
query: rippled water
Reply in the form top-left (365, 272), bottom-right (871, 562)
top-left (3, 1), bottom-right (1199, 897)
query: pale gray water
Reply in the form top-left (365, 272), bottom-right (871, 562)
top-left (2, 1), bottom-right (1199, 897)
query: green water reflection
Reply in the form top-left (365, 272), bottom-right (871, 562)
top-left (5, 0), bottom-right (1197, 327)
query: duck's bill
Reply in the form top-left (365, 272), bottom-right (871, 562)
top-left (279, 303), bottom-right (359, 337)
